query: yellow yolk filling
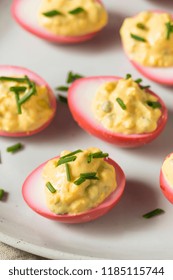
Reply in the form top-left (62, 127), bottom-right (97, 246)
top-left (92, 78), bottom-right (162, 135)
top-left (42, 148), bottom-right (116, 214)
top-left (38, 0), bottom-right (108, 36)
top-left (120, 11), bottom-right (173, 67)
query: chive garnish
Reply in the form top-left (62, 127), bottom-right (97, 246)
top-left (140, 85), bottom-right (150, 89)
top-left (0, 76), bottom-right (28, 83)
top-left (68, 7), bottom-right (85, 15)
top-left (60, 149), bottom-right (83, 159)
top-left (43, 10), bottom-right (63, 17)
top-left (74, 177), bottom-right (86, 185)
top-left (136, 23), bottom-right (147, 30)
top-left (165, 21), bottom-right (173, 40)
top-left (14, 92), bottom-right (22, 114)
top-left (116, 97), bottom-right (126, 110)
top-left (66, 71), bottom-right (84, 83)
top-left (57, 155), bottom-right (77, 166)
top-left (18, 82), bottom-right (36, 105)
top-left (58, 95), bottom-right (68, 104)
top-left (146, 100), bottom-right (161, 109)
top-left (0, 189), bottom-right (5, 200)
top-left (135, 78), bottom-right (143, 84)
top-left (6, 143), bottom-right (23, 153)
top-left (65, 163), bottom-right (71, 182)
top-left (125, 74), bottom-right (132, 79)
top-left (10, 86), bottom-right (27, 92)
top-left (130, 33), bottom-right (146, 42)
top-left (87, 151), bottom-right (109, 163)
top-left (56, 86), bottom-right (69, 91)
top-left (46, 182), bottom-right (56, 193)
top-left (143, 208), bottom-right (165, 219)
top-left (74, 172), bottom-right (99, 185)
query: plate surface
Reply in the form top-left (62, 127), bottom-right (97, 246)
top-left (1, 0), bottom-right (173, 260)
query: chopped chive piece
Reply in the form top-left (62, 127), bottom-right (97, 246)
top-left (24, 75), bottom-right (32, 88)
top-left (74, 177), bottom-right (86, 185)
top-left (14, 91), bottom-right (22, 114)
top-left (80, 172), bottom-right (99, 180)
top-left (130, 33), bottom-right (146, 42)
top-left (0, 76), bottom-right (27, 83)
top-left (65, 163), bottom-right (71, 182)
top-left (56, 86), bottom-right (69, 91)
top-left (143, 208), bottom-right (165, 219)
top-left (87, 152), bottom-right (109, 163)
top-left (116, 97), bottom-right (126, 110)
top-left (43, 10), bottom-right (63, 17)
top-left (10, 86), bottom-right (27, 92)
top-left (19, 82), bottom-right (36, 105)
top-left (46, 182), bottom-right (56, 193)
top-left (60, 149), bottom-right (83, 159)
top-left (66, 71), bottom-right (84, 83)
top-left (6, 143), bottom-right (23, 153)
top-left (165, 21), bottom-right (173, 39)
top-left (146, 100), bottom-right (161, 109)
top-left (58, 95), bottom-right (68, 104)
top-left (0, 189), bottom-right (5, 200)
top-left (69, 7), bottom-right (85, 15)
top-left (135, 78), bottom-right (143, 84)
top-left (140, 85), bottom-right (150, 89)
top-left (57, 155), bottom-right (77, 166)
top-left (125, 74), bottom-right (132, 79)
top-left (136, 23), bottom-right (147, 30)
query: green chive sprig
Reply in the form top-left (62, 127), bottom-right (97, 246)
top-left (58, 95), bottom-right (68, 104)
top-left (46, 182), bottom-right (56, 193)
top-left (87, 151), bottom-right (109, 163)
top-left (125, 74), bottom-right (132, 79)
top-left (165, 21), bottom-right (173, 39)
top-left (74, 172), bottom-right (99, 185)
top-left (60, 149), bottom-right (83, 159)
top-left (0, 189), bottom-right (5, 200)
top-left (69, 7), bottom-right (85, 15)
top-left (6, 143), bottom-right (23, 153)
top-left (130, 33), bottom-right (146, 42)
top-left (66, 71), bottom-right (84, 83)
top-left (146, 100), bottom-right (161, 109)
top-left (0, 76), bottom-right (28, 83)
top-left (65, 163), bottom-right (71, 182)
top-left (56, 86), bottom-right (69, 92)
top-left (43, 10), bottom-right (63, 17)
top-left (135, 78), bottom-right (143, 84)
top-left (143, 208), bottom-right (165, 219)
top-left (136, 23), bottom-right (147, 30)
top-left (116, 97), bottom-right (126, 110)
top-left (57, 155), bottom-right (77, 166)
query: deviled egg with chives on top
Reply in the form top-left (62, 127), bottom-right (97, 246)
top-left (120, 11), bottom-right (173, 85)
top-left (22, 147), bottom-right (126, 223)
top-left (11, 0), bottom-right (108, 43)
top-left (0, 65), bottom-right (56, 137)
top-left (68, 75), bottom-right (167, 148)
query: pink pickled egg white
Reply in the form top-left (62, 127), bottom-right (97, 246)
top-left (68, 76), bottom-right (168, 148)
top-left (160, 153), bottom-right (173, 204)
top-left (22, 157), bottom-right (126, 223)
top-left (0, 65), bottom-right (57, 137)
top-left (11, 0), bottom-right (104, 43)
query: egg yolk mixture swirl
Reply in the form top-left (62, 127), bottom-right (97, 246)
top-left (92, 77), bottom-right (162, 135)
top-left (38, 0), bottom-right (108, 36)
top-left (120, 11), bottom-right (173, 67)
top-left (162, 154), bottom-right (173, 188)
top-left (0, 76), bottom-right (53, 133)
top-left (42, 148), bottom-right (116, 215)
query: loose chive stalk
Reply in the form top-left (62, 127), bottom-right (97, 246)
top-left (57, 155), bottom-right (77, 166)
top-left (56, 86), bottom-right (69, 91)
top-left (0, 189), bottom-right (5, 200)
top-left (6, 143), bottom-right (23, 153)
top-left (130, 33), bottom-right (146, 42)
top-left (58, 95), bottom-right (68, 104)
top-left (140, 85), bottom-right (150, 89)
top-left (65, 163), bottom-right (71, 182)
top-left (87, 152), bottom-right (109, 163)
top-left (136, 23), bottom-right (147, 30)
top-left (125, 74), bottom-right (132, 79)
top-left (165, 21), bottom-right (173, 39)
top-left (74, 177), bottom-right (86, 185)
top-left (60, 149), bottom-right (83, 159)
top-left (43, 10), bottom-right (63, 17)
top-left (146, 100), bottom-right (161, 109)
top-left (46, 182), bottom-right (56, 193)
top-left (143, 208), bottom-right (165, 219)
top-left (68, 7), bottom-right (85, 15)
top-left (66, 71), bottom-right (84, 84)
top-left (116, 97), bottom-right (126, 110)
top-left (10, 86), bottom-right (27, 92)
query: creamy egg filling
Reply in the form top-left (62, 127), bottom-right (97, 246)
top-left (120, 11), bottom-right (173, 67)
top-left (92, 77), bottom-right (162, 135)
top-left (162, 154), bottom-right (173, 188)
top-left (38, 0), bottom-right (108, 36)
top-left (42, 147), bottom-right (116, 215)
top-left (0, 76), bottom-right (53, 133)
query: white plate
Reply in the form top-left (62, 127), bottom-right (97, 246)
top-left (1, 0), bottom-right (173, 260)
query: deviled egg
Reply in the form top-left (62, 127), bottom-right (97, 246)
top-left (0, 65), bottom-right (56, 137)
top-left (22, 148), bottom-right (126, 223)
top-left (120, 11), bottom-right (173, 85)
top-left (11, 0), bottom-right (108, 43)
top-left (160, 153), bottom-right (173, 204)
top-left (68, 75), bottom-right (167, 147)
